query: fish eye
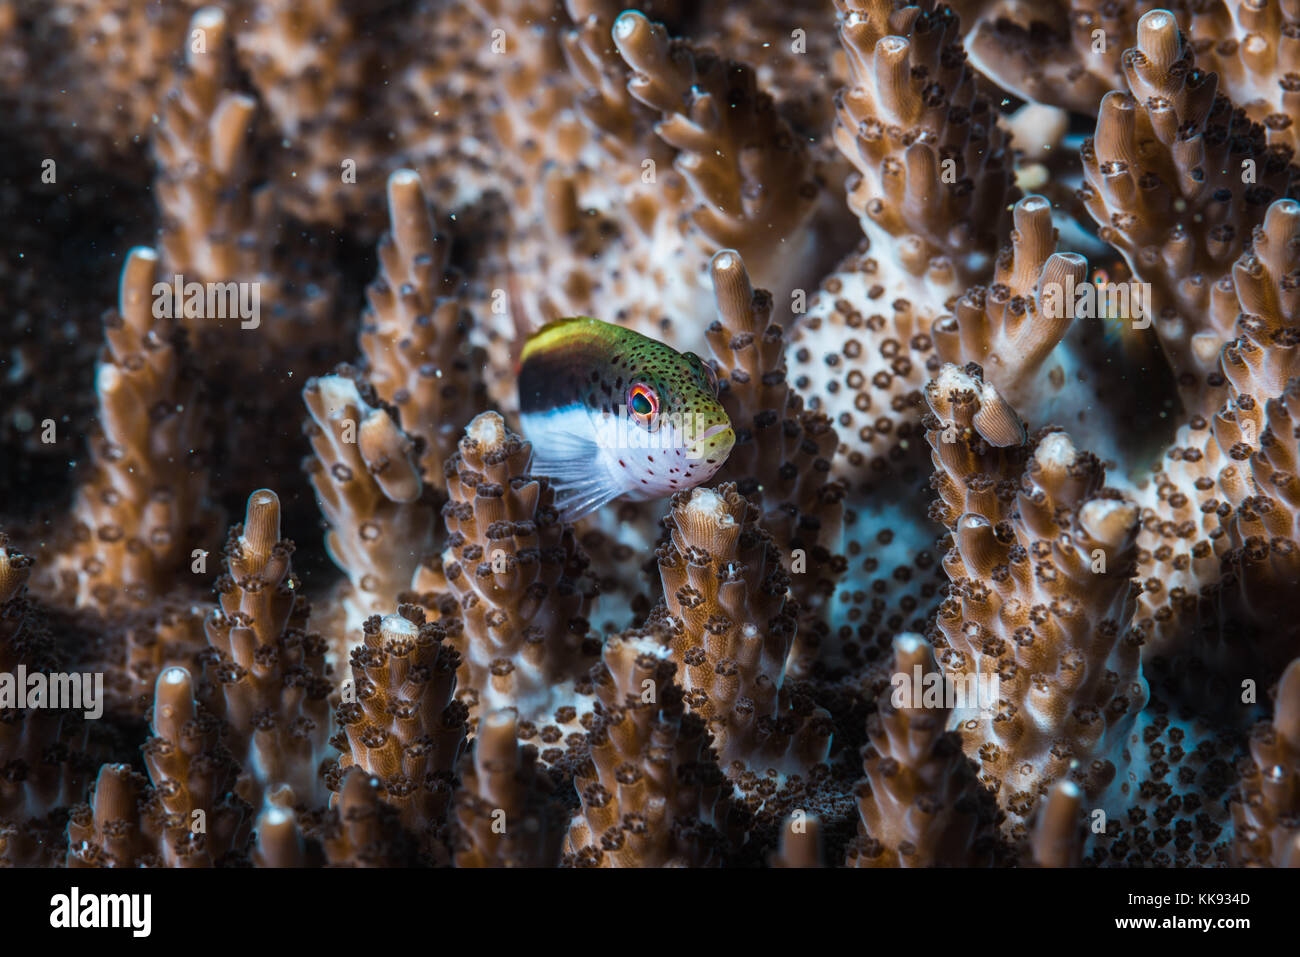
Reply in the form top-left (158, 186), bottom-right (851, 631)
top-left (628, 383), bottom-right (659, 424)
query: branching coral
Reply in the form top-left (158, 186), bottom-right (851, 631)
top-left (42, 247), bottom-right (214, 613)
top-left (769, 812), bottom-right (826, 867)
top-left (845, 632), bottom-right (998, 866)
top-left (652, 484), bottom-right (834, 786)
top-left (361, 170), bottom-right (490, 489)
top-left (233, 0), bottom-right (394, 229)
top-left (453, 708), bottom-right (565, 867)
top-left (1079, 10), bottom-right (1299, 407)
top-left (153, 6), bottom-right (335, 352)
top-left (7, 0), bottom-right (1300, 873)
top-left (74, 666), bottom-right (254, 867)
top-left (66, 763), bottom-right (160, 868)
top-left (786, 0), bottom-right (1020, 445)
top-left (924, 363), bottom-right (1147, 832)
top-left (1132, 199), bottom-right (1300, 687)
top-left (1, 542), bottom-right (103, 865)
top-left (307, 766), bottom-right (422, 867)
top-left (303, 370), bottom-right (437, 631)
top-left (1232, 657), bottom-right (1300, 865)
top-left (328, 608), bottom-right (466, 858)
top-left (0, 0), bottom-right (199, 169)
top-left (932, 195), bottom-right (1087, 411)
top-left (958, 0), bottom-right (1300, 156)
top-left (1028, 779), bottom-right (1086, 867)
top-left (112, 600), bottom-right (209, 717)
top-left (562, 629), bottom-right (735, 866)
top-left (439, 412), bottom-right (598, 727)
top-left (153, 7), bottom-right (260, 293)
top-left (610, 10), bottom-right (822, 288)
top-left (203, 489), bottom-right (334, 808)
top-left (831, 0), bottom-right (1018, 272)
top-left (704, 249), bottom-right (849, 669)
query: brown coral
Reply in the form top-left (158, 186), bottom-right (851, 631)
top-left (452, 708), bottom-right (565, 867)
top-left (563, 629), bottom-right (735, 866)
top-left (303, 369), bottom-right (437, 631)
top-left (203, 488), bottom-right (334, 807)
top-left (1079, 10), bottom-right (1299, 406)
top-left (42, 247), bottom-right (213, 613)
top-left (652, 483), bottom-right (834, 784)
top-left (328, 608), bottom-right (466, 852)
top-left (360, 170), bottom-right (489, 489)
top-left (439, 412), bottom-right (598, 727)
top-left (6, 0), bottom-right (1300, 876)
top-left (845, 632), bottom-right (997, 866)
top-left (1232, 657), bottom-right (1300, 865)
top-left (706, 250), bottom-right (848, 651)
top-left (924, 362), bottom-right (1147, 833)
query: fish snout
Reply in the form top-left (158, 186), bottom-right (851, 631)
top-left (686, 420), bottom-right (735, 462)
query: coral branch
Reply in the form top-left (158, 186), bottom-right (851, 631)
top-left (328, 608), bottom-right (466, 858)
top-left (653, 484), bottom-right (834, 783)
top-left (453, 708), bottom-right (565, 867)
top-left (361, 170), bottom-right (489, 489)
top-left (562, 630), bottom-right (734, 866)
top-left (705, 249), bottom-right (848, 667)
top-left (303, 370), bottom-right (437, 630)
top-left (1079, 10), bottom-right (1299, 406)
top-left (1233, 658), bottom-right (1300, 865)
top-left (45, 247), bottom-right (213, 612)
top-left (1029, 779), bottom-right (1085, 867)
top-left (924, 363), bottom-right (1147, 833)
top-left (2, 540), bottom-right (100, 865)
top-left (845, 632), bottom-right (997, 866)
top-left (611, 10), bottom-right (821, 283)
top-left (933, 196), bottom-right (1085, 406)
top-left (439, 412), bottom-right (598, 727)
top-left (204, 489), bottom-right (334, 808)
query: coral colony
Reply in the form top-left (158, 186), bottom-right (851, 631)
top-left (3, 0), bottom-right (1300, 872)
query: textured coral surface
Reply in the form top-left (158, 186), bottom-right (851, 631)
top-left (2, 0), bottom-right (1299, 869)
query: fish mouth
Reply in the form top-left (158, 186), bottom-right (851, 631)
top-left (695, 422), bottom-right (732, 443)
top-left (686, 423), bottom-right (734, 461)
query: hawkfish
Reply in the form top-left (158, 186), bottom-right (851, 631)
top-left (517, 316), bottom-right (735, 522)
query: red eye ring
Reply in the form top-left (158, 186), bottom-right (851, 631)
top-left (628, 383), bottom-right (659, 423)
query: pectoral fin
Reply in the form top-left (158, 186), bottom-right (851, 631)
top-left (522, 410), bottom-right (625, 522)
